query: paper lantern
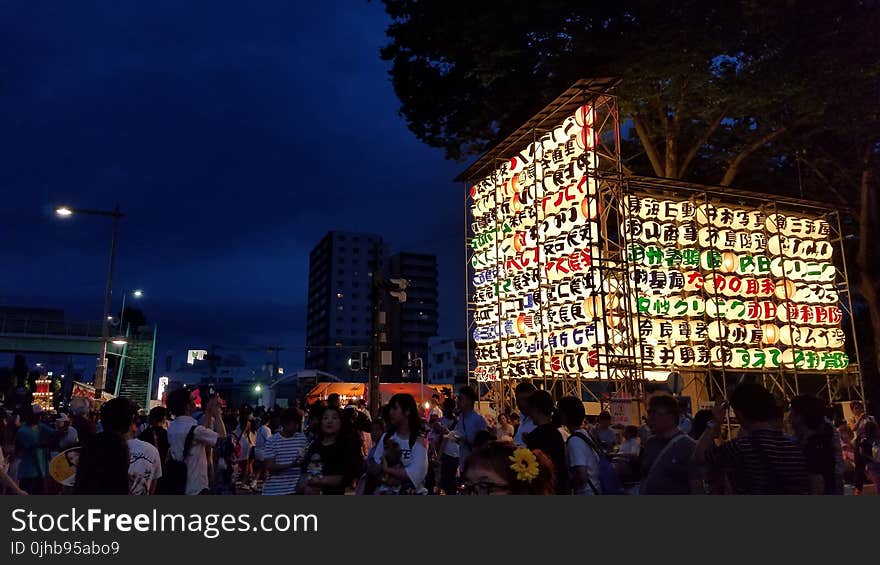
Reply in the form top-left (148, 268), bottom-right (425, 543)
top-left (581, 197), bottom-right (599, 220)
top-left (576, 127), bottom-right (596, 151)
top-left (761, 324), bottom-right (779, 345)
top-left (574, 104), bottom-right (594, 127)
top-left (774, 279), bottom-right (796, 301)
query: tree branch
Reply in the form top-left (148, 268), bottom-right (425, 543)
top-left (631, 114), bottom-right (665, 177)
top-left (679, 107), bottom-right (727, 179)
top-left (720, 125), bottom-right (789, 186)
top-left (796, 155), bottom-right (850, 206)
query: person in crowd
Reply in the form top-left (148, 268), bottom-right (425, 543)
top-left (0, 435), bottom-right (27, 495)
top-left (618, 425), bottom-right (641, 456)
top-left (512, 381), bottom-right (537, 446)
top-left (789, 395), bottom-right (840, 495)
top-left (678, 398), bottom-right (693, 435)
top-left (254, 412), bottom-right (274, 485)
top-left (857, 420), bottom-right (879, 494)
top-left (126, 407), bottom-right (163, 495)
top-left (690, 410), bottom-right (714, 440)
top-left (167, 388), bottom-right (227, 495)
top-left (639, 395), bottom-right (697, 495)
top-left (461, 442), bottom-right (555, 495)
top-left (75, 398), bottom-right (136, 495)
top-left (838, 422), bottom-right (856, 486)
top-left (55, 413), bottom-right (79, 452)
top-left (233, 412), bottom-right (257, 490)
top-left (70, 403), bottom-right (96, 448)
top-left (300, 407), bottom-right (361, 495)
top-left (15, 406), bottom-right (55, 494)
top-left (327, 393), bottom-right (341, 410)
top-left (694, 383), bottom-right (809, 495)
top-left (496, 413), bottom-right (515, 442)
top-left (558, 395), bottom-right (601, 495)
top-left (435, 397), bottom-right (460, 495)
top-left (262, 408), bottom-right (308, 496)
top-left (427, 394), bottom-right (443, 422)
top-left (523, 390), bottom-right (568, 494)
top-left (509, 412), bottom-right (521, 436)
top-left (592, 411), bottom-right (616, 452)
top-left (138, 406), bottom-right (170, 464)
top-left (451, 386), bottom-right (488, 475)
top-left (850, 401), bottom-right (877, 495)
top-left (370, 394), bottom-right (429, 495)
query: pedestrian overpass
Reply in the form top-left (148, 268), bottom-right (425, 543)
top-left (0, 314), bottom-right (157, 407)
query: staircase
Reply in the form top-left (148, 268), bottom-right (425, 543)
top-left (115, 326), bottom-right (157, 408)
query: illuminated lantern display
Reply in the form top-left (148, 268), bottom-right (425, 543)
top-left (468, 86), bottom-right (851, 389)
top-left (33, 375), bottom-right (54, 411)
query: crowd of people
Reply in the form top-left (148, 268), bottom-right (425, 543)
top-left (1, 381), bottom-right (878, 496)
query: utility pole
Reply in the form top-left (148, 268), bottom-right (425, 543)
top-left (369, 274), bottom-right (408, 417)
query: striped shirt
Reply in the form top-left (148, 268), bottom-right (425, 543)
top-left (705, 429), bottom-right (809, 494)
top-left (262, 432), bottom-right (308, 496)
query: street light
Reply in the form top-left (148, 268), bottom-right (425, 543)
top-left (118, 288), bottom-right (144, 334)
top-left (111, 338), bottom-right (128, 346)
top-left (54, 203), bottom-right (124, 399)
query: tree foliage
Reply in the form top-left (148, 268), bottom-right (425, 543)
top-left (381, 0), bottom-right (880, 390)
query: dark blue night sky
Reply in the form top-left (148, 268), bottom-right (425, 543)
top-left (0, 1), bottom-right (466, 370)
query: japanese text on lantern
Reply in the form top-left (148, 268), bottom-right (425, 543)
top-left (470, 104), bottom-right (604, 382)
top-left (623, 195), bottom-right (848, 372)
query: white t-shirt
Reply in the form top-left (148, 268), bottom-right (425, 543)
top-left (567, 431), bottom-right (601, 495)
top-left (372, 432), bottom-right (429, 494)
top-left (168, 415), bottom-right (219, 495)
top-left (127, 438), bottom-right (163, 495)
top-left (262, 432), bottom-right (308, 496)
top-left (513, 414), bottom-right (537, 447)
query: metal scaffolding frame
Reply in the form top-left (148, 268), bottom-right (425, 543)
top-left (460, 79), bottom-right (862, 412)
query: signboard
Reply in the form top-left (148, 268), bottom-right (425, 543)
top-left (609, 395), bottom-right (633, 426)
top-left (187, 349), bottom-right (208, 365)
top-left (624, 195), bottom-right (848, 372)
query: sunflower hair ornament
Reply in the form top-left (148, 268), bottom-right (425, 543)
top-left (509, 447), bottom-right (540, 482)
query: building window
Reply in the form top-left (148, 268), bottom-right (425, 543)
top-left (337, 305), bottom-right (344, 311)
top-left (337, 292), bottom-right (344, 299)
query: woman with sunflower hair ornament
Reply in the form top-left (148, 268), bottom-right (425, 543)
top-left (461, 442), bottom-right (555, 495)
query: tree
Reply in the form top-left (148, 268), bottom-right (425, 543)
top-left (380, 0), bottom-right (880, 388)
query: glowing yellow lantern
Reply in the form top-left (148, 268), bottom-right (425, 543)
top-left (761, 324), bottom-right (779, 345)
top-left (721, 252), bottom-right (738, 274)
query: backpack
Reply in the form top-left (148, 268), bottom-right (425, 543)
top-left (568, 430), bottom-right (625, 495)
top-left (162, 426), bottom-right (196, 495)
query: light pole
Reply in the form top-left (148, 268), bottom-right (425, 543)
top-left (55, 204), bottom-right (123, 399)
top-left (408, 353), bottom-right (425, 408)
top-left (118, 288), bottom-right (144, 336)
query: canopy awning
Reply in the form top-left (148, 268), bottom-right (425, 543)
top-left (306, 382), bottom-right (449, 406)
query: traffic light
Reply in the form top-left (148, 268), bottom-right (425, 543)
top-left (349, 352), bottom-right (361, 371)
top-left (388, 278), bottom-right (408, 303)
top-left (349, 352), bottom-right (369, 371)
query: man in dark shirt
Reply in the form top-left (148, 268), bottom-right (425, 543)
top-left (640, 395), bottom-right (697, 494)
top-left (523, 390), bottom-right (568, 494)
top-left (138, 406), bottom-right (170, 464)
top-left (790, 395), bottom-right (840, 494)
top-left (694, 383), bottom-right (809, 495)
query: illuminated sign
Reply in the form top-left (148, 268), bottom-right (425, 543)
top-left (623, 195), bottom-right (848, 371)
top-left (469, 111), bottom-right (848, 381)
top-left (187, 349), bottom-right (208, 365)
top-left (157, 376), bottom-right (169, 401)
